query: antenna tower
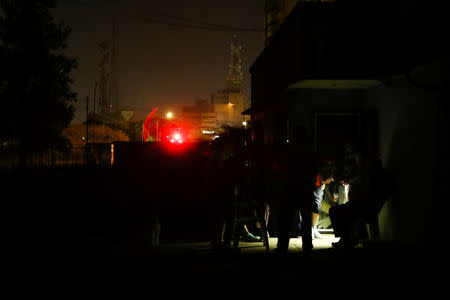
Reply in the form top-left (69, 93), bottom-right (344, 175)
top-left (109, 18), bottom-right (119, 113)
top-left (226, 34), bottom-right (243, 92)
top-left (98, 42), bottom-right (110, 114)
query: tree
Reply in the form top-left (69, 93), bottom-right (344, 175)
top-left (62, 124), bottom-right (129, 148)
top-left (0, 0), bottom-right (77, 167)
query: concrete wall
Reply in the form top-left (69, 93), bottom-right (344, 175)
top-left (364, 78), bottom-right (439, 245)
top-left (285, 88), bottom-right (365, 138)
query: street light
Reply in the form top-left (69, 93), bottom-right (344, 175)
top-left (166, 112), bottom-right (173, 119)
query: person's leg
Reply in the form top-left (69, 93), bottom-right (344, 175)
top-left (222, 216), bottom-right (233, 248)
top-left (329, 204), bottom-right (346, 238)
top-left (276, 205), bottom-right (295, 252)
top-left (330, 203), bottom-right (358, 248)
top-left (312, 212), bottom-right (324, 239)
top-left (264, 203), bottom-right (270, 228)
top-left (300, 202), bottom-right (313, 252)
top-left (150, 215), bottom-right (160, 246)
top-left (242, 223), bottom-right (261, 241)
top-left (312, 187), bottom-right (324, 239)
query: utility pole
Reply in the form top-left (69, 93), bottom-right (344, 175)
top-left (99, 42), bottom-right (109, 114)
top-left (93, 82), bottom-right (97, 146)
top-left (85, 96), bottom-right (89, 165)
top-left (110, 17), bottom-right (118, 113)
top-left (156, 119), bottom-right (159, 142)
top-left (86, 96), bottom-right (89, 145)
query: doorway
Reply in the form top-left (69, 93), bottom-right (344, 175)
top-left (313, 110), bottom-right (379, 235)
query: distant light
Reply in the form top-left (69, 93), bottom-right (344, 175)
top-left (242, 121), bottom-right (247, 126)
top-left (286, 139), bottom-right (289, 143)
top-left (228, 102), bottom-right (235, 106)
top-left (166, 112), bottom-right (173, 119)
top-left (213, 135), bottom-right (220, 140)
top-left (81, 136), bottom-right (85, 140)
top-left (178, 140), bottom-right (182, 143)
top-left (174, 133), bottom-right (181, 140)
top-left (202, 130), bottom-right (215, 134)
top-left (110, 143), bottom-right (114, 165)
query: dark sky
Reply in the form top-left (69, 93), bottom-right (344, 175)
top-left (52, 0), bottom-right (265, 123)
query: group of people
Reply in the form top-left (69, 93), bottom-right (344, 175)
top-left (329, 144), bottom-right (395, 249)
top-left (207, 127), bottom-right (394, 254)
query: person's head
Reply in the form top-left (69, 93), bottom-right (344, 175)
top-left (319, 161), bottom-right (334, 185)
top-left (344, 142), bottom-right (353, 154)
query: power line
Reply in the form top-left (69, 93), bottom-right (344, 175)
top-left (121, 14), bottom-right (264, 32)
top-left (157, 14), bottom-right (264, 32)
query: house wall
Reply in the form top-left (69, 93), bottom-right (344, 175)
top-left (282, 80), bottom-right (441, 247)
top-left (364, 78), bottom-right (439, 245)
top-left (285, 88), bottom-right (365, 138)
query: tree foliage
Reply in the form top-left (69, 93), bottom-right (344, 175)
top-left (62, 124), bottom-right (130, 148)
top-left (0, 0), bottom-right (77, 156)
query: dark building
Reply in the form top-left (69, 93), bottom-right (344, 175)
top-left (247, 0), bottom-right (450, 246)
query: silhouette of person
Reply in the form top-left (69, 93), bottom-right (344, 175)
top-left (273, 127), bottom-right (317, 255)
top-left (207, 139), bottom-right (234, 250)
top-left (330, 151), bottom-right (394, 248)
top-left (232, 159), bottom-right (264, 242)
top-left (312, 163), bottom-right (334, 239)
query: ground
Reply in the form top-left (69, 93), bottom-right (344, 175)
top-left (6, 166), bottom-right (448, 297)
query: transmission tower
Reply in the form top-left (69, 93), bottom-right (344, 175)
top-left (226, 34), bottom-right (243, 92)
top-left (98, 42), bottom-right (110, 114)
top-left (109, 18), bottom-right (119, 113)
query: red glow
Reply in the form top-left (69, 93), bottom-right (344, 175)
top-left (142, 107), bottom-right (159, 141)
top-left (168, 132), bottom-right (183, 144)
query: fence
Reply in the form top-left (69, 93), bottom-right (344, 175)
top-left (0, 143), bottom-right (112, 168)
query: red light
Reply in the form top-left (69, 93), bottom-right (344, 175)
top-left (168, 132), bottom-right (183, 144)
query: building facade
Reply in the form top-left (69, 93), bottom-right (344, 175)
top-left (264, 0), bottom-right (335, 45)
top-left (249, 0), bottom-right (450, 246)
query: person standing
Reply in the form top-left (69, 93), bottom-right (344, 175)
top-left (312, 167), bottom-right (334, 239)
top-left (273, 127), bottom-right (317, 255)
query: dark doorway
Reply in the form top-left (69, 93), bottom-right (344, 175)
top-left (314, 113), bottom-right (360, 162)
top-left (313, 110), bottom-right (379, 234)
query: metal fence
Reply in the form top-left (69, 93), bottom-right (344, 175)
top-left (0, 144), bottom-right (112, 168)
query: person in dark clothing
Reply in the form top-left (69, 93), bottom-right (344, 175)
top-left (232, 160), bottom-right (265, 242)
top-left (208, 134), bottom-right (263, 250)
top-left (273, 128), bottom-right (318, 255)
top-left (341, 143), bottom-right (362, 203)
top-left (206, 139), bottom-right (235, 250)
top-left (330, 153), bottom-right (395, 248)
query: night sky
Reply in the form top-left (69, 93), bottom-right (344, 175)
top-left (52, 0), bottom-right (265, 123)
